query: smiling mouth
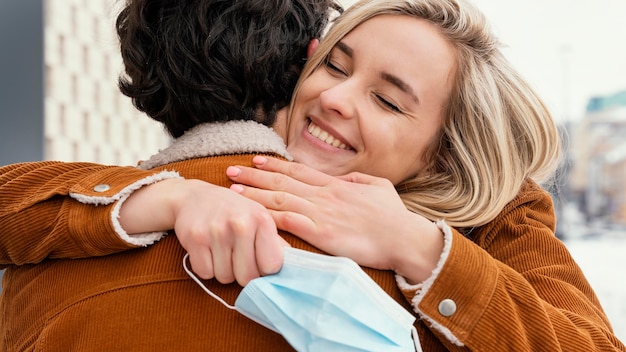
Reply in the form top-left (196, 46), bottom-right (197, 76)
top-left (307, 121), bottom-right (351, 150)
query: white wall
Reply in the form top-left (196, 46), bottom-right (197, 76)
top-left (43, 0), bottom-right (171, 165)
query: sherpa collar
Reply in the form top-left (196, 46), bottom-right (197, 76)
top-left (138, 121), bottom-right (292, 170)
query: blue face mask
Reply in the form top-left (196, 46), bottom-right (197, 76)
top-left (184, 247), bottom-right (422, 352)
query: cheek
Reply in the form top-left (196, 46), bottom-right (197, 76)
top-left (388, 136), bottom-right (429, 179)
top-left (297, 69), bottom-right (335, 103)
top-left (289, 87), bottom-right (314, 123)
top-left (287, 90), bottom-right (314, 140)
top-left (272, 114), bottom-right (288, 140)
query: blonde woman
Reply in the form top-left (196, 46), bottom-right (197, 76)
top-left (228, 0), bottom-right (623, 350)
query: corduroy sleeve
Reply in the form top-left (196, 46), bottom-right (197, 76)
top-left (0, 161), bottom-right (181, 267)
top-left (399, 184), bottom-right (625, 351)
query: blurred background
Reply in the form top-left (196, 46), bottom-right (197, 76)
top-left (1, 0), bottom-right (625, 342)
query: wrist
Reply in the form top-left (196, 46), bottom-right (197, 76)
top-left (119, 178), bottom-right (186, 234)
top-left (392, 212), bottom-right (444, 285)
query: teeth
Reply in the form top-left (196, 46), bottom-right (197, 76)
top-left (307, 122), bottom-right (348, 150)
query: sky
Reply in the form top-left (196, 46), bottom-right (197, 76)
top-left (339, 0), bottom-right (626, 123)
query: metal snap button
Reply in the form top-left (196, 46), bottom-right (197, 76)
top-left (93, 184), bottom-right (111, 193)
top-left (438, 299), bottom-right (457, 317)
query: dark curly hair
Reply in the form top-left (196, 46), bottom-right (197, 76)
top-left (116, 0), bottom-right (341, 138)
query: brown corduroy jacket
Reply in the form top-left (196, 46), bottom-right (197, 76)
top-left (1, 122), bottom-right (624, 351)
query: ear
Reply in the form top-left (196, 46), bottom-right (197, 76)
top-left (307, 39), bottom-right (319, 58)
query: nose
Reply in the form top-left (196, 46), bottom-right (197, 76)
top-left (319, 81), bottom-right (356, 120)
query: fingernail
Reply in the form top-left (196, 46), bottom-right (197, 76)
top-left (252, 155), bottom-right (267, 166)
top-left (226, 166), bottom-right (241, 177)
top-left (230, 184), bottom-right (244, 193)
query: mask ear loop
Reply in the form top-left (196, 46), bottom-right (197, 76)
top-left (411, 325), bottom-right (423, 352)
top-left (182, 253), bottom-right (237, 310)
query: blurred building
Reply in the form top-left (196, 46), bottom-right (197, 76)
top-left (0, 0), bottom-right (172, 292)
top-left (1, 0), bottom-right (171, 168)
top-left (44, 0), bottom-right (169, 164)
top-left (43, 0), bottom-right (171, 164)
top-left (569, 90), bottom-right (626, 226)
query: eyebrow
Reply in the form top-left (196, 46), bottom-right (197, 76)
top-left (381, 73), bottom-right (420, 105)
top-left (336, 41), bottom-right (354, 57)
top-left (336, 41), bottom-right (420, 105)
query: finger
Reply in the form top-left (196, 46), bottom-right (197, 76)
top-left (268, 209), bottom-right (317, 245)
top-left (231, 218), bottom-right (269, 286)
top-left (337, 171), bottom-right (393, 187)
top-left (227, 165), bottom-right (309, 195)
top-left (231, 236), bottom-right (261, 286)
top-left (230, 183), bottom-right (310, 214)
top-left (253, 221), bottom-right (287, 277)
top-left (252, 156), bottom-right (335, 187)
top-left (187, 247), bottom-right (215, 280)
top-left (211, 232), bottom-right (236, 284)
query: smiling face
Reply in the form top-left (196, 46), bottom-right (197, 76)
top-left (285, 14), bottom-right (457, 185)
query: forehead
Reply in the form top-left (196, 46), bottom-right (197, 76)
top-left (335, 14), bottom-right (458, 101)
top-left (341, 14), bottom-right (449, 51)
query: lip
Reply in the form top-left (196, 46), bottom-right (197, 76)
top-left (302, 117), bottom-right (355, 153)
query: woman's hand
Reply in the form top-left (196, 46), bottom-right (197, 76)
top-left (227, 156), bottom-right (444, 284)
top-left (119, 178), bottom-right (287, 286)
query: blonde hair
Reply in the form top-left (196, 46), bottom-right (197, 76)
top-left (288, 0), bottom-right (562, 227)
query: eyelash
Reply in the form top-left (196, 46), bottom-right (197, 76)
top-left (376, 95), bottom-right (401, 113)
top-left (324, 57), bottom-right (402, 114)
top-left (324, 58), bottom-right (345, 75)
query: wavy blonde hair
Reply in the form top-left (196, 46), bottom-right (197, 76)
top-left (288, 0), bottom-right (562, 227)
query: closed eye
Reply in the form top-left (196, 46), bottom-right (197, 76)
top-left (325, 58), bottom-right (346, 76)
top-left (376, 95), bottom-right (401, 113)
